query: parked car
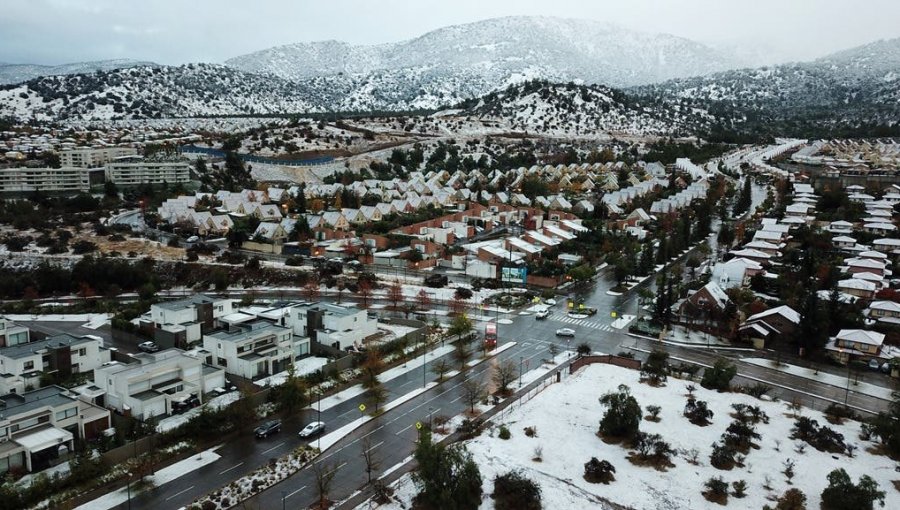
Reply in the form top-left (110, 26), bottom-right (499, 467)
top-left (138, 341), bottom-right (160, 353)
top-left (254, 419), bottom-right (282, 439)
top-left (186, 235), bottom-right (199, 243)
top-left (298, 421), bottom-right (326, 438)
top-left (881, 362), bottom-right (893, 374)
top-left (424, 274), bottom-right (448, 288)
top-left (555, 328), bottom-right (576, 337)
top-left (868, 359), bottom-right (881, 371)
top-left (535, 309), bottom-right (550, 320)
top-left (172, 394), bottom-right (200, 414)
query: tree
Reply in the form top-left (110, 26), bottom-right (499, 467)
top-left (387, 280), bottom-right (404, 313)
top-left (576, 342), bottom-right (591, 356)
top-left (492, 470), bottom-right (542, 510)
top-left (229, 387), bottom-right (257, 433)
top-left (869, 391), bottom-right (900, 457)
top-left (640, 349), bottom-right (669, 385)
top-left (303, 275), bottom-right (320, 302)
top-left (701, 360), bottom-right (737, 391)
top-left (277, 364), bottom-right (308, 416)
top-left (356, 278), bottom-right (373, 308)
top-left (312, 461), bottom-right (338, 509)
top-left (770, 488), bottom-right (807, 510)
top-left (598, 384), bottom-right (642, 441)
top-left (583, 458), bottom-right (616, 484)
top-left (417, 288), bottom-right (432, 311)
top-left (704, 476), bottom-right (729, 504)
top-left (412, 430), bottom-right (483, 510)
top-left (684, 398), bottom-right (714, 426)
top-left (361, 351), bottom-right (387, 412)
top-left (361, 435), bottom-right (380, 485)
top-left (820, 468), bottom-right (885, 510)
top-left (492, 360), bottom-right (518, 395)
top-left (460, 377), bottom-right (487, 413)
top-left (454, 339), bottom-right (472, 370)
top-left (447, 314), bottom-right (474, 340)
top-left (432, 359), bottom-right (451, 382)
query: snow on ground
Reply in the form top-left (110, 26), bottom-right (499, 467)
top-left (156, 392), bottom-right (240, 433)
top-left (611, 314), bottom-right (635, 330)
top-left (74, 446), bottom-right (222, 510)
top-left (256, 356), bottom-right (330, 387)
top-left (743, 358), bottom-right (895, 401)
top-left (368, 363), bottom-right (900, 510)
top-left (373, 323), bottom-right (419, 344)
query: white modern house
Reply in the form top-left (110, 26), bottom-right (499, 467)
top-left (93, 349), bottom-right (225, 420)
top-left (202, 322), bottom-right (304, 380)
top-left (146, 294), bottom-right (234, 348)
top-left (287, 303), bottom-right (378, 351)
top-left (0, 334), bottom-right (110, 394)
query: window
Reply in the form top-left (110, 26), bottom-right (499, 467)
top-left (217, 357), bottom-right (227, 367)
top-left (78, 348), bottom-right (86, 356)
top-left (23, 360), bottom-right (34, 371)
top-left (55, 407), bottom-right (77, 421)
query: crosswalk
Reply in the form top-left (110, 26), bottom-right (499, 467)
top-left (550, 313), bottom-right (613, 332)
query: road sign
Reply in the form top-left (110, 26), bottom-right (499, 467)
top-left (358, 404), bottom-right (366, 412)
top-left (415, 421), bottom-right (423, 430)
top-left (611, 311), bottom-right (617, 318)
top-left (568, 301), bottom-right (574, 308)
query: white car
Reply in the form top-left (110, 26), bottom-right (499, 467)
top-left (186, 235), bottom-right (199, 243)
top-left (137, 341), bottom-right (160, 353)
top-left (535, 309), bottom-right (550, 320)
top-left (555, 328), bottom-right (576, 337)
top-left (299, 421), bottom-right (326, 438)
top-left (545, 298), bottom-right (557, 306)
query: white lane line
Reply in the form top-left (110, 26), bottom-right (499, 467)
top-left (285, 484), bottom-right (308, 500)
top-left (217, 462), bottom-right (243, 476)
top-left (165, 485), bottom-right (195, 501)
top-left (361, 425), bottom-right (385, 440)
top-left (261, 441), bottom-right (285, 455)
top-left (366, 440), bottom-right (385, 452)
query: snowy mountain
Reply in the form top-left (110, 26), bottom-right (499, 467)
top-left (632, 38), bottom-right (900, 135)
top-left (0, 59), bottom-right (157, 85)
top-left (226, 16), bottom-right (745, 89)
top-left (0, 64), bottom-right (325, 121)
top-left (459, 80), bottom-right (716, 137)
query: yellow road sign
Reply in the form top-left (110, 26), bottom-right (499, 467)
top-left (415, 421), bottom-right (423, 430)
top-left (611, 311), bottom-right (617, 318)
top-left (358, 404), bottom-right (366, 412)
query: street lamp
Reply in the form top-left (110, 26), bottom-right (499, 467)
top-left (519, 356), bottom-right (523, 387)
top-left (317, 387), bottom-right (323, 451)
top-left (427, 406), bottom-right (434, 429)
top-left (126, 472), bottom-right (132, 510)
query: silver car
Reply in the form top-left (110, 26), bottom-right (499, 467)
top-left (299, 421), bottom-right (326, 438)
top-left (555, 328), bottom-right (576, 337)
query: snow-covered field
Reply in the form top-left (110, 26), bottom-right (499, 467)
top-left (370, 364), bottom-right (900, 509)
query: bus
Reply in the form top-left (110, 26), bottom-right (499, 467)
top-left (484, 323), bottom-right (497, 349)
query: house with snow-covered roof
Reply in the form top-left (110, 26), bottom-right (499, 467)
top-left (827, 329), bottom-right (885, 364)
top-left (739, 305), bottom-right (801, 349)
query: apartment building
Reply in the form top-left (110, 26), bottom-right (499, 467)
top-left (59, 147), bottom-right (138, 168)
top-left (203, 322), bottom-right (303, 380)
top-left (0, 386), bottom-right (111, 474)
top-left (0, 334), bottom-right (110, 394)
top-left (93, 349), bottom-right (225, 420)
top-left (0, 167), bottom-right (101, 193)
top-left (104, 155), bottom-right (191, 186)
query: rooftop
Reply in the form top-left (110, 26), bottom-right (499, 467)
top-left (0, 334), bottom-right (95, 360)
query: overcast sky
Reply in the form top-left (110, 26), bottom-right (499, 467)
top-left (2, 0), bottom-right (899, 66)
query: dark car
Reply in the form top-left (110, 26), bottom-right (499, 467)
top-left (254, 419), bottom-right (282, 439)
top-left (424, 274), bottom-right (448, 288)
top-left (172, 394), bottom-right (200, 414)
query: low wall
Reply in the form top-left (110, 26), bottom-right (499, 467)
top-left (569, 354), bottom-right (642, 373)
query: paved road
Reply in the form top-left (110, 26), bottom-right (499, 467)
top-left (118, 332), bottom-right (557, 510)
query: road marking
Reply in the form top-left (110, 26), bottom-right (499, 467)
top-left (365, 440), bottom-right (385, 452)
top-left (165, 485), bottom-right (195, 501)
top-left (261, 442), bottom-right (285, 455)
top-left (360, 425), bottom-right (384, 439)
top-left (285, 485), bottom-right (308, 499)
top-left (450, 395), bottom-right (462, 403)
top-left (218, 462), bottom-right (243, 475)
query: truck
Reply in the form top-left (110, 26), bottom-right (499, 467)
top-left (484, 323), bottom-right (497, 350)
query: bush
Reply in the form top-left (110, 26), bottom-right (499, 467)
top-left (498, 425), bottom-right (511, 440)
top-left (745, 383), bottom-right (773, 399)
top-left (770, 488), bottom-right (807, 510)
top-left (824, 403), bottom-right (858, 424)
top-left (791, 417), bottom-right (846, 453)
top-left (710, 441), bottom-right (737, 470)
top-left (704, 476), bottom-right (729, 504)
top-left (724, 419), bottom-right (760, 452)
top-left (285, 256), bottom-right (304, 266)
top-left (701, 360), bottom-right (737, 391)
top-left (731, 403), bottom-right (769, 424)
top-left (598, 384), bottom-right (642, 441)
top-left (732, 479), bottom-right (747, 498)
top-left (492, 470), bottom-right (541, 510)
top-left (645, 405), bottom-right (662, 422)
top-left (820, 468), bottom-right (885, 510)
top-left (583, 457), bottom-right (616, 484)
top-left (576, 342), bottom-right (591, 356)
top-left (413, 431), bottom-right (483, 510)
top-left (684, 398), bottom-right (714, 426)
top-left (632, 432), bottom-right (674, 465)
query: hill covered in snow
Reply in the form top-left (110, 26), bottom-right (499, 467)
top-left (0, 59), bottom-right (157, 85)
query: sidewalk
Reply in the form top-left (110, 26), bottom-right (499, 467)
top-left (743, 357), bottom-right (896, 401)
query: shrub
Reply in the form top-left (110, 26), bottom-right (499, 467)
top-left (820, 468), bottom-right (885, 510)
top-left (710, 441), bottom-right (737, 470)
top-left (498, 425), bottom-right (511, 440)
top-left (745, 383), bottom-right (773, 399)
top-left (583, 458), bottom-right (616, 484)
top-left (701, 360), bottom-right (737, 391)
top-left (492, 470), bottom-right (541, 510)
top-left (640, 349), bottom-right (669, 385)
top-left (684, 398), bottom-right (714, 426)
top-left (771, 488), bottom-right (807, 510)
top-left (791, 417), bottom-right (846, 453)
top-left (412, 431), bottom-right (483, 510)
top-left (824, 403), bottom-right (858, 425)
top-left (724, 419), bottom-right (760, 452)
top-left (704, 476), bottom-right (729, 504)
top-left (645, 405), bottom-right (662, 422)
top-left (732, 479), bottom-right (747, 498)
top-left (524, 426), bottom-right (537, 438)
top-left (576, 342), bottom-right (591, 356)
top-left (598, 384), bottom-right (642, 441)
top-left (731, 403), bottom-right (769, 424)
top-left (633, 432), bottom-right (674, 465)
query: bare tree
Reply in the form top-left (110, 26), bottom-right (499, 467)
top-left (431, 359), bottom-right (451, 382)
top-left (387, 280), bottom-right (403, 314)
top-left (312, 461), bottom-right (338, 508)
top-left (493, 359), bottom-right (518, 395)
top-left (417, 288), bottom-right (431, 311)
top-left (303, 275), bottom-right (320, 302)
top-left (356, 279), bottom-right (373, 308)
top-left (361, 436), bottom-right (380, 485)
top-left (460, 377), bottom-right (487, 413)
